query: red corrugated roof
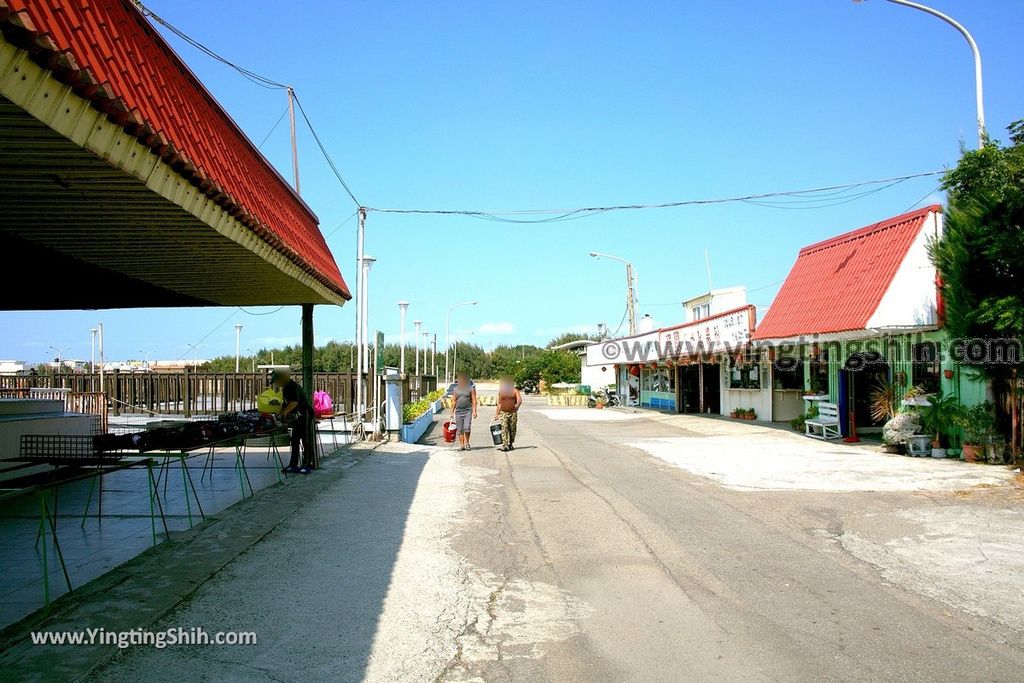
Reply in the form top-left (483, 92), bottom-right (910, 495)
top-left (1, 0), bottom-right (350, 299)
top-left (751, 205), bottom-right (941, 341)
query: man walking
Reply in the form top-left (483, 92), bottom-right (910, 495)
top-left (494, 375), bottom-right (522, 451)
top-left (274, 368), bottom-right (313, 474)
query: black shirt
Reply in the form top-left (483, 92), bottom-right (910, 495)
top-left (282, 380), bottom-right (311, 419)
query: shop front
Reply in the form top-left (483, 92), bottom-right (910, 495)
top-left (752, 205), bottom-right (990, 436)
top-left (591, 305), bottom-right (756, 415)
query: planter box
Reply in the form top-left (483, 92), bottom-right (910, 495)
top-left (547, 395), bottom-right (589, 406)
top-left (400, 408), bottom-right (434, 444)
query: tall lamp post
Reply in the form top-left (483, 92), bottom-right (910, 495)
top-left (398, 301), bottom-right (410, 374)
top-left (89, 327), bottom-right (98, 376)
top-left (855, 0), bottom-right (985, 147)
top-left (359, 256), bottom-right (377, 415)
top-left (234, 323), bottom-right (243, 373)
top-left (413, 320), bottom-right (423, 375)
top-left (421, 330), bottom-right (429, 376)
top-left (588, 251), bottom-right (637, 336)
top-left (445, 301), bottom-right (478, 384)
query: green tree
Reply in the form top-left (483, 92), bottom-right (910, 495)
top-left (929, 120), bottom-right (1024, 456)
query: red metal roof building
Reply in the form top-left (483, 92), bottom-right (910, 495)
top-left (752, 206), bottom-right (943, 342)
top-left (0, 0), bottom-right (350, 307)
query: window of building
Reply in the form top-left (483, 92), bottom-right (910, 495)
top-left (691, 303), bottom-right (710, 321)
top-left (642, 367), bottom-right (674, 392)
top-left (808, 348), bottom-right (829, 395)
top-left (912, 342), bottom-right (941, 394)
top-left (773, 358), bottom-right (804, 390)
top-left (728, 353), bottom-right (761, 389)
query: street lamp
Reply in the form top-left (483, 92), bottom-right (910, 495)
top-left (413, 320), bottom-right (423, 375)
top-left (431, 333), bottom-right (437, 377)
top-left (89, 328), bottom-right (98, 373)
top-left (445, 301), bottom-right (478, 384)
top-left (398, 301), bottom-right (410, 374)
top-left (357, 255), bottom-right (377, 415)
top-left (185, 343), bottom-right (205, 370)
top-left (234, 323), bottom-right (243, 373)
top-left (588, 251), bottom-right (637, 336)
top-left (855, 0), bottom-right (985, 147)
top-left (421, 330), bottom-right (429, 375)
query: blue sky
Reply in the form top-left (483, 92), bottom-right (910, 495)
top-left (3, 0), bottom-right (1023, 363)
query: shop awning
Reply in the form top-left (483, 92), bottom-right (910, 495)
top-left (0, 0), bottom-right (350, 309)
top-left (751, 206), bottom-right (942, 343)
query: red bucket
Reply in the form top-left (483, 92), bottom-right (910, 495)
top-left (442, 421), bottom-right (457, 443)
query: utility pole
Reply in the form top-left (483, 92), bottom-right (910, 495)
top-left (355, 207), bottom-right (366, 417)
top-left (287, 87), bottom-right (301, 192)
top-left (625, 262), bottom-right (637, 336)
top-left (431, 334), bottom-right (437, 377)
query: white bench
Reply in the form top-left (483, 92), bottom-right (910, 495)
top-left (805, 402), bottom-right (841, 440)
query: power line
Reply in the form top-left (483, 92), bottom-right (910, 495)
top-left (256, 106), bottom-right (289, 150)
top-left (365, 170), bottom-right (944, 224)
top-left (137, 3), bottom-right (288, 90)
top-left (291, 93), bottom-right (362, 209)
top-left (324, 210), bottom-right (359, 239)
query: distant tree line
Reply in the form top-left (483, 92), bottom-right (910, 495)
top-left (203, 331), bottom-right (603, 386)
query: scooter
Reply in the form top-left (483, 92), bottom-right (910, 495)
top-left (587, 389), bottom-right (620, 408)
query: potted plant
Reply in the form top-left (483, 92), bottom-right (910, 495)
top-left (953, 401), bottom-right (995, 463)
top-left (869, 379), bottom-right (899, 425)
top-left (920, 392), bottom-right (959, 458)
top-left (882, 412), bottom-right (921, 455)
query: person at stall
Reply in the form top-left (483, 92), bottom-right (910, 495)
top-left (273, 368), bottom-right (313, 474)
top-left (450, 372), bottom-right (477, 451)
top-left (493, 375), bottom-right (522, 451)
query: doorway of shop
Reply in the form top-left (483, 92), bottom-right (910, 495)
top-left (839, 351), bottom-right (890, 434)
top-left (675, 363), bottom-right (721, 414)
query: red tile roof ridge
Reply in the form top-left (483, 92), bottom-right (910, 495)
top-left (798, 204), bottom-right (942, 256)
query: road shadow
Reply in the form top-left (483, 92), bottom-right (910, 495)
top-left (2, 447), bottom-right (431, 683)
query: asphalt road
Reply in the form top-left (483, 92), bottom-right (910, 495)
top-left (83, 397), bottom-right (1023, 682)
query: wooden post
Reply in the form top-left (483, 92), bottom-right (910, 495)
top-left (302, 304), bottom-right (315, 466)
top-left (183, 365), bottom-right (192, 419)
top-left (112, 368), bottom-right (121, 417)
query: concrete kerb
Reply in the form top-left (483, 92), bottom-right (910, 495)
top-left (0, 441), bottom-right (382, 682)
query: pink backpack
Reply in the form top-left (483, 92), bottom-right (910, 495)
top-left (312, 390), bottom-right (333, 417)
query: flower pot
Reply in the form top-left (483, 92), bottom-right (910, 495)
top-left (931, 448), bottom-right (947, 459)
top-left (962, 444), bottom-right (982, 463)
top-left (943, 369), bottom-right (954, 380)
top-left (946, 447), bottom-right (961, 459)
top-left (907, 435), bottom-right (932, 457)
top-left (986, 444), bottom-right (1003, 465)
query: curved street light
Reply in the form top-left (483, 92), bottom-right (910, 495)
top-left (855, 0), bottom-right (985, 147)
top-left (588, 251), bottom-right (637, 336)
